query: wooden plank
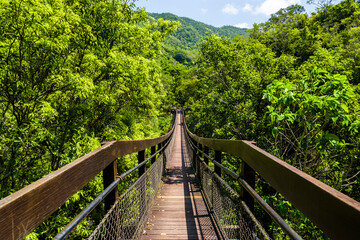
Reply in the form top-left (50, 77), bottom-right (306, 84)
top-left (0, 141), bottom-right (117, 240)
top-left (187, 124), bottom-right (360, 239)
top-left (0, 116), bottom-right (176, 240)
top-left (141, 235), bottom-right (217, 240)
top-left (146, 219), bottom-right (214, 225)
top-left (143, 229), bottom-right (213, 235)
top-left (151, 206), bottom-right (207, 211)
top-left (145, 224), bottom-right (214, 230)
top-left (110, 127), bottom-right (175, 158)
top-left (156, 196), bottom-right (203, 199)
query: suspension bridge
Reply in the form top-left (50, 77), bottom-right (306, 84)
top-left (1, 109), bottom-right (360, 239)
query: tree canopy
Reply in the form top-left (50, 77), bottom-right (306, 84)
top-left (181, 0), bottom-right (360, 238)
top-left (0, 0), bottom-right (179, 237)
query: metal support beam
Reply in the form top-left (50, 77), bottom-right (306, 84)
top-left (157, 142), bottom-right (162, 157)
top-left (204, 146), bottom-right (209, 165)
top-left (138, 150), bottom-right (146, 220)
top-left (103, 160), bottom-right (118, 212)
top-left (138, 150), bottom-right (146, 177)
top-left (151, 145), bottom-right (156, 164)
top-left (240, 161), bottom-right (255, 212)
top-left (214, 151), bottom-right (222, 177)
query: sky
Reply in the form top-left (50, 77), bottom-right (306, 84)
top-left (135, 0), bottom-right (330, 28)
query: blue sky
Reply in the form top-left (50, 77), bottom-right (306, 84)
top-left (136, 0), bottom-right (339, 28)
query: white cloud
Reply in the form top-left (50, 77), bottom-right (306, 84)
top-left (242, 4), bottom-right (253, 12)
top-left (201, 8), bottom-right (208, 14)
top-left (222, 4), bottom-right (239, 15)
top-left (234, 22), bottom-right (249, 28)
top-left (255, 0), bottom-right (301, 16)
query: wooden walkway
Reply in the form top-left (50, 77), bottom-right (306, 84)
top-left (140, 112), bottom-right (218, 240)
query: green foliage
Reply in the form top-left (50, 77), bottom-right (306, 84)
top-left (264, 68), bottom-right (358, 182)
top-left (187, 35), bottom-right (276, 139)
top-left (3, 0), bottom-right (360, 238)
top-left (0, 0), bottom-right (177, 238)
top-left (150, 12), bottom-right (248, 51)
top-left (182, 1), bottom-right (360, 238)
top-left (149, 12), bottom-right (248, 66)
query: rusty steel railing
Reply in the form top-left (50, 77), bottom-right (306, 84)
top-left (0, 110), bottom-right (177, 240)
top-left (183, 110), bottom-right (360, 240)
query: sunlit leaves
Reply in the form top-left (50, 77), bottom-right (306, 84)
top-left (183, 2), bottom-right (360, 238)
top-left (0, 0), bottom-right (177, 238)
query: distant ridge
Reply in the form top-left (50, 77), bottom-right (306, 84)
top-left (149, 12), bottom-right (248, 51)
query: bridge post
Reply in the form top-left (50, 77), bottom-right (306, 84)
top-left (151, 145), bottom-right (156, 164)
top-left (214, 150), bottom-right (222, 177)
top-left (204, 146), bottom-right (209, 165)
top-left (157, 142), bottom-right (162, 157)
top-left (158, 142), bottom-right (163, 174)
top-left (138, 150), bottom-right (146, 177)
top-left (162, 140), bottom-right (167, 175)
top-left (199, 144), bottom-right (203, 161)
top-left (191, 140), bottom-right (196, 169)
top-left (138, 150), bottom-right (146, 222)
top-left (195, 142), bottom-right (200, 174)
top-left (240, 161), bottom-right (255, 212)
top-left (197, 143), bottom-right (202, 174)
top-left (103, 160), bottom-right (118, 213)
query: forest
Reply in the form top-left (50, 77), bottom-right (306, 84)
top-left (0, 0), bottom-right (360, 239)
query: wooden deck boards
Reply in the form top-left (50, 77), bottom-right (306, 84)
top-left (140, 113), bottom-right (218, 240)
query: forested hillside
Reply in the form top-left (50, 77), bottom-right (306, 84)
top-left (150, 12), bottom-right (248, 50)
top-left (1, 0), bottom-right (360, 239)
top-left (149, 12), bottom-right (247, 66)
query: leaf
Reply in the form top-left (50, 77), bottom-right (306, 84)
top-left (272, 127), bottom-right (279, 137)
top-left (331, 116), bottom-right (338, 123)
top-left (324, 133), bottom-right (339, 142)
top-left (340, 103), bottom-right (349, 113)
top-left (277, 114), bottom-right (285, 121)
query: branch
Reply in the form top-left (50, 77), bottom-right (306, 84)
top-left (345, 170), bottom-right (360, 182)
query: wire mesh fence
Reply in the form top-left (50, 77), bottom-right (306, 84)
top-left (88, 156), bottom-right (163, 240)
top-left (88, 127), bottom-right (176, 240)
top-left (198, 160), bottom-right (270, 240)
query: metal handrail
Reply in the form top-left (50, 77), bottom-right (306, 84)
top-left (0, 110), bottom-right (177, 240)
top-left (54, 135), bottom-right (174, 239)
top-left (185, 133), bottom-right (301, 239)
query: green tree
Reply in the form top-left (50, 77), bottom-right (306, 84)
top-left (0, 0), bottom-right (179, 238)
top-left (263, 68), bottom-right (358, 180)
top-left (182, 2), bottom-right (360, 237)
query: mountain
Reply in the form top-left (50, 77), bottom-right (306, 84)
top-left (149, 13), bottom-right (248, 51)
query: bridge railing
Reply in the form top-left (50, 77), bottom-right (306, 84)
top-left (0, 110), bottom-right (177, 240)
top-left (183, 110), bottom-right (360, 240)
